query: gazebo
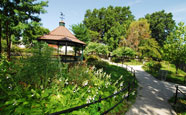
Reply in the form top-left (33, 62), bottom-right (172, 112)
top-left (38, 21), bottom-right (86, 62)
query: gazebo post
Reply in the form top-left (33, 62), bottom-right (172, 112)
top-left (81, 45), bottom-right (84, 61)
top-left (57, 42), bottom-right (60, 61)
top-left (65, 42), bottom-right (67, 63)
top-left (74, 47), bottom-right (77, 61)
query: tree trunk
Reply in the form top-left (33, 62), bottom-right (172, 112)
top-left (6, 21), bottom-right (11, 61)
top-left (176, 64), bottom-right (179, 74)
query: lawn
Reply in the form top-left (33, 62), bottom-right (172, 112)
top-left (143, 61), bottom-right (186, 85)
top-left (123, 59), bottom-right (143, 65)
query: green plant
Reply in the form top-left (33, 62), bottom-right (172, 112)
top-left (144, 61), bottom-right (162, 72)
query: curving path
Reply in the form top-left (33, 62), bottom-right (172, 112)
top-left (103, 59), bottom-right (186, 115)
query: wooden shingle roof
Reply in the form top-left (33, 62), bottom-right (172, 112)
top-left (38, 23), bottom-right (86, 46)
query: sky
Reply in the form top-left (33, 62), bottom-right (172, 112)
top-left (39, 0), bottom-right (186, 31)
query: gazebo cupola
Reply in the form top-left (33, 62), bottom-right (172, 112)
top-left (59, 21), bottom-right (65, 27)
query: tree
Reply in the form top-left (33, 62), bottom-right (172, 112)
top-left (71, 23), bottom-right (90, 44)
top-left (163, 22), bottom-right (186, 74)
top-left (112, 47), bottom-right (136, 58)
top-left (145, 10), bottom-right (175, 46)
top-left (84, 42), bottom-right (109, 55)
top-left (0, 0), bottom-right (48, 60)
top-left (22, 21), bottom-right (49, 47)
top-left (83, 6), bottom-right (134, 51)
top-left (139, 38), bottom-right (161, 59)
top-left (126, 19), bottom-right (151, 51)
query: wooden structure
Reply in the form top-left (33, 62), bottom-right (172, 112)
top-left (38, 21), bottom-right (86, 62)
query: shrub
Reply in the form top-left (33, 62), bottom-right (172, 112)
top-left (144, 61), bottom-right (162, 72)
top-left (86, 55), bottom-right (109, 69)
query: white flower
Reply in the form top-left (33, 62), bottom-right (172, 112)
top-left (82, 80), bottom-right (88, 86)
top-left (114, 90), bottom-right (117, 94)
top-left (120, 82), bottom-right (123, 87)
top-left (88, 90), bottom-right (91, 93)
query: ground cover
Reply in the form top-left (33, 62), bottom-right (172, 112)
top-left (169, 96), bottom-right (186, 115)
top-left (0, 46), bottom-right (137, 115)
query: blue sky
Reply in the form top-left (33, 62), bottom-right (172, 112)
top-left (39, 0), bottom-right (186, 31)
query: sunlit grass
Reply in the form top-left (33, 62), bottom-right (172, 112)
top-left (143, 61), bottom-right (186, 85)
top-left (123, 60), bottom-right (143, 65)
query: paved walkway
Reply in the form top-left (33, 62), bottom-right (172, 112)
top-left (103, 59), bottom-right (186, 115)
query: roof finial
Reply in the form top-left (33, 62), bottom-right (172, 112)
top-left (60, 12), bottom-right (65, 21)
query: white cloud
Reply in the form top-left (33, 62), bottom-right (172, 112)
top-left (127, 0), bottom-right (142, 6)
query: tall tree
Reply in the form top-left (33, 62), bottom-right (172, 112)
top-left (71, 23), bottom-right (90, 44)
top-left (163, 22), bottom-right (186, 74)
top-left (83, 6), bottom-right (134, 51)
top-left (145, 10), bottom-right (175, 46)
top-left (126, 19), bottom-right (151, 51)
top-left (0, 0), bottom-right (48, 60)
top-left (22, 21), bottom-right (49, 47)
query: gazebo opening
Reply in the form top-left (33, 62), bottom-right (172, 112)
top-left (38, 21), bottom-right (86, 62)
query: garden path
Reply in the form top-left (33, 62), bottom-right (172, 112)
top-left (102, 59), bottom-right (186, 115)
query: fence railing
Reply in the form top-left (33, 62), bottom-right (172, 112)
top-left (174, 85), bottom-right (186, 104)
top-left (49, 63), bottom-right (137, 115)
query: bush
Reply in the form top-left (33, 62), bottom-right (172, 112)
top-left (86, 55), bottom-right (109, 69)
top-left (144, 61), bottom-right (162, 72)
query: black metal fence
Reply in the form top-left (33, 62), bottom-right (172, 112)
top-left (49, 65), bottom-right (137, 115)
top-left (174, 85), bottom-right (186, 104)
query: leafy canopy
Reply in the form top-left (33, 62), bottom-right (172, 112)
top-left (71, 23), bottom-right (90, 44)
top-left (112, 47), bottom-right (136, 58)
top-left (84, 42), bottom-right (109, 55)
top-left (126, 19), bottom-right (151, 51)
top-left (163, 22), bottom-right (186, 69)
top-left (145, 10), bottom-right (175, 46)
top-left (83, 6), bottom-right (134, 51)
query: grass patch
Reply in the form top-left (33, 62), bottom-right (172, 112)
top-left (123, 60), bottom-right (143, 65)
top-left (169, 96), bottom-right (186, 115)
top-left (143, 61), bottom-right (186, 85)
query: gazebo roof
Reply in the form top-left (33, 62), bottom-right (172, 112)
top-left (38, 21), bottom-right (86, 46)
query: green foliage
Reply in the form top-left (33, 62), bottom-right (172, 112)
top-left (71, 23), bottom-right (90, 44)
top-left (169, 96), bottom-right (186, 115)
top-left (112, 47), bottom-right (136, 58)
top-left (143, 61), bottom-right (186, 85)
top-left (0, 0), bottom-right (48, 59)
top-left (0, 48), bottom-right (135, 114)
top-left (15, 43), bottom-right (62, 89)
top-left (139, 38), bottom-right (161, 59)
top-left (126, 19), bottom-right (151, 51)
top-left (86, 55), bottom-right (109, 70)
top-left (84, 6), bottom-right (134, 51)
top-left (145, 10), bottom-right (175, 46)
top-left (84, 42), bottom-right (109, 55)
top-left (22, 21), bottom-right (49, 47)
top-left (163, 22), bottom-right (186, 73)
top-left (144, 61), bottom-right (162, 72)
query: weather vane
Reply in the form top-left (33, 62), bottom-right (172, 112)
top-left (60, 12), bottom-right (65, 21)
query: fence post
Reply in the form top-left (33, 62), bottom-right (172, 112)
top-left (131, 67), bottom-right (132, 73)
top-left (98, 96), bottom-right (101, 111)
top-left (174, 85), bottom-right (178, 105)
top-left (127, 83), bottom-right (131, 101)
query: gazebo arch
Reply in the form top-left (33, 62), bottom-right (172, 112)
top-left (38, 21), bottom-right (86, 62)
